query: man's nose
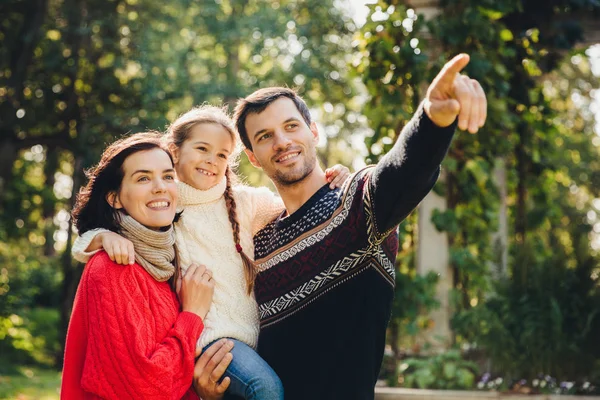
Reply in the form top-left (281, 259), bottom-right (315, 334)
top-left (272, 130), bottom-right (292, 150)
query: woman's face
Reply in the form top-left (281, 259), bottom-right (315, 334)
top-left (108, 148), bottom-right (178, 229)
top-left (172, 123), bottom-right (235, 191)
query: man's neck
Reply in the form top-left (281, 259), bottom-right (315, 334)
top-left (275, 167), bottom-right (327, 216)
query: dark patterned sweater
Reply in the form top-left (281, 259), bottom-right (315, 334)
top-left (253, 107), bottom-right (456, 400)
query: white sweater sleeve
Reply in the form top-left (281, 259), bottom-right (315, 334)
top-left (72, 228), bottom-right (110, 263)
top-left (246, 186), bottom-right (285, 235)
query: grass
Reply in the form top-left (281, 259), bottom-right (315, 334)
top-left (0, 367), bottom-right (61, 400)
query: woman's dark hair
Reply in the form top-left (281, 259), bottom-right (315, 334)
top-left (72, 131), bottom-right (174, 235)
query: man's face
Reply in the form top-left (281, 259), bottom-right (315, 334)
top-left (244, 97), bottom-right (319, 187)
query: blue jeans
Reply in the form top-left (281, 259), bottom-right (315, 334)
top-left (203, 339), bottom-right (284, 400)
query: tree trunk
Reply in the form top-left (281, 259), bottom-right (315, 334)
top-left (43, 147), bottom-right (59, 256)
top-left (222, 0), bottom-right (247, 106)
top-left (56, 156), bottom-right (84, 368)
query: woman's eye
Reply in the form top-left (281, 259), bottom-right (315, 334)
top-left (138, 176), bottom-right (149, 182)
top-left (164, 174), bottom-right (175, 180)
top-left (197, 146), bottom-right (207, 151)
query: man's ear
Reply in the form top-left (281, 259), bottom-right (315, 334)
top-left (244, 148), bottom-right (262, 169)
top-left (106, 191), bottom-right (123, 210)
top-left (310, 122), bottom-right (320, 144)
top-left (167, 143), bottom-right (180, 164)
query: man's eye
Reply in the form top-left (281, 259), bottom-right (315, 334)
top-left (258, 133), bottom-right (272, 142)
top-left (286, 123), bottom-right (298, 129)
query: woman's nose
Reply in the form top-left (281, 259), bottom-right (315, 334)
top-left (153, 179), bottom-right (167, 193)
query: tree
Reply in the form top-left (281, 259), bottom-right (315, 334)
top-left (0, 0), bottom-right (366, 368)
top-left (357, 0), bottom-right (600, 381)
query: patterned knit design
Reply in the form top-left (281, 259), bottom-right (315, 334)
top-left (253, 188), bottom-right (341, 257)
top-left (60, 252), bottom-right (203, 400)
top-left (253, 167), bottom-right (397, 400)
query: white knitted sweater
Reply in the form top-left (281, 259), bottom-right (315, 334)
top-left (72, 178), bottom-right (283, 349)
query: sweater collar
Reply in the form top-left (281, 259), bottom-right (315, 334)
top-left (177, 177), bottom-right (226, 206)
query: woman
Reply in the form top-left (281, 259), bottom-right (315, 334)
top-left (61, 132), bottom-right (217, 399)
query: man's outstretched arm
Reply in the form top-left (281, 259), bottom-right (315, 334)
top-left (370, 54), bottom-right (487, 235)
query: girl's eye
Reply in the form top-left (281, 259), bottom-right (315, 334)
top-left (218, 153), bottom-right (228, 159)
top-left (197, 146), bottom-right (207, 151)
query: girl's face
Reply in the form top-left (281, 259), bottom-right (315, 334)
top-left (172, 123), bottom-right (235, 191)
top-left (108, 148), bottom-right (178, 229)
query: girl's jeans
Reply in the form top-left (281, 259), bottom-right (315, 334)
top-left (203, 338), bottom-right (284, 400)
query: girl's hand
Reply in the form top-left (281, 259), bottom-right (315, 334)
top-left (179, 264), bottom-right (215, 320)
top-left (325, 164), bottom-right (351, 189)
top-left (97, 231), bottom-right (135, 265)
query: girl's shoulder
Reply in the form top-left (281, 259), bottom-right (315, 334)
top-left (232, 184), bottom-right (279, 203)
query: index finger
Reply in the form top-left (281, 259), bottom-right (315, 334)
top-left (434, 54), bottom-right (470, 87)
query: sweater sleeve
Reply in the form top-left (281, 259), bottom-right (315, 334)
top-left (72, 228), bottom-right (110, 263)
top-left (237, 185), bottom-right (284, 235)
top-left (368, 104), bottom-right (456, 236)
top-left (78, 255), bottom-right (203, 399)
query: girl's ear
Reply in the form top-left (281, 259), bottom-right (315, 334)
top-left (106, 191), bottom-right (123, 209)
top-left (167, 143), bottom-right (180, 164)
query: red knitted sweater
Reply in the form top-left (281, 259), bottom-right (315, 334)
top-left (61, 252), bottom-right (203, 399)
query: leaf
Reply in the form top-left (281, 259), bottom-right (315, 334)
top-left (499, 29), bottom-right (513, 41)
top-left (443, 362), bottom-right (457, 379)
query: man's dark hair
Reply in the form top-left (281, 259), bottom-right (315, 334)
top-left (233, 87), bottom-right (312, 150)
top-left (72, 132), bottom-right (174, 235)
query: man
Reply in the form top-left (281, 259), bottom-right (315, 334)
top-left (195, 54), bottom-right (486, 399)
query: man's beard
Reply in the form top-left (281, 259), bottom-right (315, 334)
top-left (270, 151), bottom-right (317, 187)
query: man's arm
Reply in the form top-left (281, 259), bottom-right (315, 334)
top-left (370, 106), bottom-right (455, 235)
top-left (369, 54), bottom-right (487, 235)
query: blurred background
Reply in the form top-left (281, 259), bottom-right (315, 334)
top-left (1, 0), bottom-right (600, 398)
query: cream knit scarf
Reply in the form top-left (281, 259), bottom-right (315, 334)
top-left (118, 212), bottom-right (176, 282)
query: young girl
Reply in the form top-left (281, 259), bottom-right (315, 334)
top-left (72, 105), bottom-right (349, 400)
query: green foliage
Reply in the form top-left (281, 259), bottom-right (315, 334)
top-left (0, 366), bottom-right (61, 400)
top-left (0, 309), bottom-right (60, 374)
top-left (360, 0), bottom-right (600, 386)
top-left (392, 270), bottom-right (440, 337)
top-left (0, 0), bottom-right (364, 370)
top-left (399, 349), bottom-right (479, 390)
top-left (0, 240), bottom-right (61, 371)
top-left (453, 245), bottom-right (600, 380)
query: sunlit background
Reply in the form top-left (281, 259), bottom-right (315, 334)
top-left (2, 0), bottom-right (600, 397)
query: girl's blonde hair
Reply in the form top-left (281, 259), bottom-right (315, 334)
top-left (165, 105), bottom-right (257, 294)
